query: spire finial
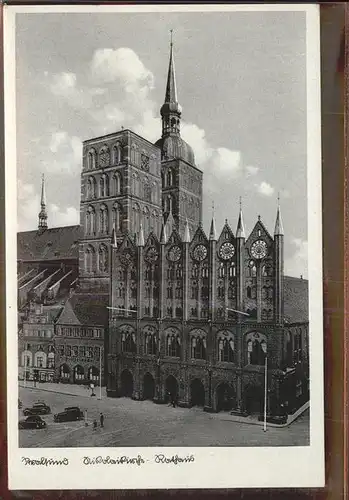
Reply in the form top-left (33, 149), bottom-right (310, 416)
top-left (236, 200), bottom-right (245, 239)
top-left (38, 173), bottom-right (48, 231)
top-left (209, 202), bottom-right (217, 241)
top-left (170, 29), bottom-right (173, 47)
top-left (274, 196), bottom-right (284, 236)
top-left (239, 196), bottom-right (242, 211)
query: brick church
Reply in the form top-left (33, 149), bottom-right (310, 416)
top-left (17, 40), bottom-right (309, 421)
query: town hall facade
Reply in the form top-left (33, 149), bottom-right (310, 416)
top-left (17, 40), bottom-right (309, 421)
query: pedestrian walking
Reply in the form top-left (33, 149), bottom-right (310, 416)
top-left (93, 419), bottom-right (97, 431)
top-left (167, 391), bottom-right (172, 406)
top-left (100, 413), bottom-right (104, 428)
top-left (172, 394), bottom-right (176, 408)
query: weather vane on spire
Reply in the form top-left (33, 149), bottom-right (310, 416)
top-left (239, 196), bottom-right (242, 211)
top-left (170, 29), bottom-right (174, 47)
top-left (212, 200), bottom-right (215, 217)
top-left (277, 191), bottom-right (280, 205)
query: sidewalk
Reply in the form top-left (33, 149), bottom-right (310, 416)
top-left (217, 401), bottom-right (309, 428)
top-left (18, 381), bottom-right (107, 399)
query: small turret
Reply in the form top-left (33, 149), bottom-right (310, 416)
top-left (236, 197), bottom-right (245, 238)
top-left (274, 199), bottom-right (284, 236)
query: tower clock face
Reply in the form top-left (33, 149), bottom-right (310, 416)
top-left (193, 244), bottom-right (208, 262)
top-left (168, 245), bottom-right (181, 262)
top-left (219, 242), bottom-right (235, 260)
top-left (146, 246), bottom-right (159, 263)
top-left (250, 240), bottom-right (268, 260)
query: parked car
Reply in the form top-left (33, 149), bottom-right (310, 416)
top-left (54, 407), bottom-right (84, 422)
top-left (19, 415), bottom-right (47, 429)
top-left (23, 402), bottom-right (51, 416)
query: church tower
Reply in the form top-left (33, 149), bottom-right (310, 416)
top-left (155, 32), bottom-right (203, 238)
top-left (38, 174), bottom-right (48, 231)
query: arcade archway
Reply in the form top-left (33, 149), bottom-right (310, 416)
top-left (165, 375), bottom-right (178, 403)
top-left (190, 379), bottom-right (205, 407)
top-left (120, 369), bottom-right (134, 398)
top-left (216, 383), bottom-right (235, 412)
top-left (143, 372), bottom-right (155, 401)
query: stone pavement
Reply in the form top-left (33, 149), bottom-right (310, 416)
top-left (18, 381), bottom-right (308, 428)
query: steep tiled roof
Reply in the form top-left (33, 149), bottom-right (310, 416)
top-left (284, 276), bottom-right (309, 323)
top-left (17, 225), bottom-right (81, 261)
top-left (57, 293), bottom-right (109, 327)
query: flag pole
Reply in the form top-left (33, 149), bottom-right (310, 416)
top-left (263, 355), bottom-right (267, 432)
top-left (99, 345), bottom-right (102, 400)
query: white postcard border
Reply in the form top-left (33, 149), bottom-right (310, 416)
top-left (5, 3), bottom-right (324, 490)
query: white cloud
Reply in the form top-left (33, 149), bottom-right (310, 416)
top-left (246, 165), bottom-right (259, 176)
top-left (90, 48), bottom-right (154, 91)
top-left (49, 204), bottom-right (80, 227)
top-left (50, 72), bottom-right (77, 96)
top-left (17, 180), bottom-right (40, 231)
top-left (44, 131), bottom-right (81, 174)
top-left (285, 238), bottom-right (308, 278)
top-left (256, 181), bottom-right (274, 197)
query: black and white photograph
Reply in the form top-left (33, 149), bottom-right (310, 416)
top-left (5, 4), bottom-right (324, 490)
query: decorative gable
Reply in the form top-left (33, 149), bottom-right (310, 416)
top-left (56, 300), bottom-right (81, 326)
top-left (190, 224), bottom-right (208, 248)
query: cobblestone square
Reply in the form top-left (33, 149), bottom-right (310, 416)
top-left (18, 386), bottom-right (309, 448)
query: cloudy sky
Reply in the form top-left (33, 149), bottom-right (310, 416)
top-left (15, 9), bottom-right (308, 277)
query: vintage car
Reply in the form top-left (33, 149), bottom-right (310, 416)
top-left (23, 402), bottom-right (51, 416)
top-left (53, 407), bottom-right (84, 423)
top-left (18, 415), bottom-right (47, 429)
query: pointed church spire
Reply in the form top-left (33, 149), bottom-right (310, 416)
top-left (183, 218), bottom-right (191, 243)
top-left (38, 174), bottom-right (48, 231)
top-left (236, 197), bottom-right (245, 238)
top-left (165, 29), bottom-right (178, 104)
top-left (209, 201), bottom-right (217, 240)
top-left (160, 30), bottom-right (182, 138)
top-left (137, 223), bottom-right (145, 247)
top-left (274, 194), bottom-right (284, 236)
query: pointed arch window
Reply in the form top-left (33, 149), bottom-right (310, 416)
top-left (229, 263), bottom-right (236, 278)
top-left (246, 332), bottom-right (267, 365)
top-left (98, 146), bottom-right (110, 168)
top-left (98, 244), bottom-right (108, 273)
top-left (144, 326), bottom-right (157, 355)
top-left (248, 260), bottom-right (257, 277)
top-left (112, 202), bottom-right (122, 232)
top-left (99, 173), bottom-right (109, 198)
top-left (87, 149), bottom-right (96, 170)
top-left (86, 176), bottom-right (96, 199)
top-left (218, 263), bottom-right (225, 278)
top-left (99, 205), bottom-right (109, 235)
top-left (190, 329), bottom-right (206, 360)
top-left (192, 265), bottom-right (199, 278)
top-left (113, 143), bottom-right (122, 164)
top-left (112, 172), bottom-right (122, 195)
top-left (86, 206), bottom-right (96, 235)
top-left (167, 169), bottom-right (173, 187)
top-left (144, 183), bottom-right (152, 203)
top-left (166, 330), bottom-right (181, 357)
top-left (132, 173), bottom-right (140, 197)
top-left (218, 331), bottom-right (235, 362)
top-left (85, 245), bottom-right (96, 273)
